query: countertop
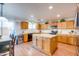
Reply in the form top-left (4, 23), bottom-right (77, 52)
top-left (57, 34), bottom-right (79, 37)
top-left (33, 33), bottom-right (79, 38)
top-left (33, 34), bottom-right (56, 38)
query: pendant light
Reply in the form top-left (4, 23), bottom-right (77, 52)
top-left (0, 3), bottom-right (8, 38)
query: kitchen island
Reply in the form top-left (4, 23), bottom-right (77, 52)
top-left (32, 34), bottom-right (57, 55)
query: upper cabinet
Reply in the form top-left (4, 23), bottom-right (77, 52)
top-left (58, 20), bottom-right (74, 29)
top-left (66, 20), bottom-right (74, 29)
top-left (58, 22), bottom-right (66, 29)
top-left (36, 24), bottom-right (41, 30)
top-left (21, 21), bottom-right (28, 29)
top-left (41, 24), bottom-right (48, 30)
top-left (36, 24), bottom-right (48, 30)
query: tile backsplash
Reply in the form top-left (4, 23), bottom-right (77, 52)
top-left (58, 29), bottom-right (76, 35)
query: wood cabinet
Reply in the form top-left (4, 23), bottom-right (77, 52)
top-left (43, 38), bottom-right (50, 53)
top-left (41, 24), bottom-right (48, 29)
top-left (66, 20), bottom-right (74, 29)
top-left (67, 36), bottom-right (76, 45)
top-left (58, 20), bottom-right (74, 29)
top-left (58, 36), bottom-right (67, 43)
top-left (36, 24), bottom-right (41, 30)
top-left (43, 37), bottom-right (57, 55)
top-left (58, 22), bottom-right (66, 29)
top-left (33, 34), bottom-right (57, 55)
top-left (23, 34), bottom-right (28, 43)
top-left (37, 24), bottom-right (48, 30)
top-left (57, 35), bottom-right (76, 45)
top-left (21, 21), bottom-right (28, 29)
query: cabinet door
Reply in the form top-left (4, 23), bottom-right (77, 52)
top-left (21, 22), bottom-right (28, 29)
top-left (61, 36), bottom-right (67, 43)
top-left (50, 37), bottom-right (57, 51)
top-left (61, 22), bottom-right (66, 29)
top-left (66, 21), bottom-right (74, 29)
top-left (37, 37), bottom-right (43, 49)
top-left (36, 24), bottom-right (41, 30)
top-left (58, 22), bottom-right (66, 29)
top-left (43, 38), bottom-right (50, 52)
top-left (41, 24), bottom-right (48, 29)
top-left (23, 34), bottom-right (28, 43)
top-left (58, 36), bottom-right (67, 43)
top-left (67, 36), bottom-right (76, 45)
top-left (57, 36), bottom-right (62, 42)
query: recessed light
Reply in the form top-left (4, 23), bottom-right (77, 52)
top-left (57, 14), bottom-right (61, 18)
top-left (30, 15), bottom-right (34, 18)
top-left (48, 6), bottom-right (53, 10)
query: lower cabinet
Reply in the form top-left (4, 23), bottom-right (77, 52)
top-left (67, 36), bottom-right (76, 45)
top-left (57, 35), bottom-right (76, 45)
top-left (23, 34), bottom-right (28, 43)
top-left (58, 36), bottom-right (67, 43)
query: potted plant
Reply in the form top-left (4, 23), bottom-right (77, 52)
top-left (45, 21), bottom-right (48, 24)
top-left (60, 18), bottom-right (65, 22)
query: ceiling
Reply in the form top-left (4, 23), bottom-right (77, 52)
top-left (0, 3), bottom-right (77, 21)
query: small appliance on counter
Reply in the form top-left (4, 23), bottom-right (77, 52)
top-left (49, 31), bottom-right (58, 35)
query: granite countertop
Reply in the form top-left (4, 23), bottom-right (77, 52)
top-left (33, 34), bottom-right (56, 38)
top-left (57, 34), bottom-right (79, 37)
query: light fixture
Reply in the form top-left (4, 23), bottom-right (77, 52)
top-left (57, 14), bottom-right (61, 18)
top-left (0, 3), bottom-right (8, 38)
top-left (30, 15), bottom-right (34, 18)
top-left (48, 6), bottom-right (53, 10)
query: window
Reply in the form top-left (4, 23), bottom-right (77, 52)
top-left (28, 22), bottom-right (36, 29)
top-left (0, 17), bottom-right (8, 36)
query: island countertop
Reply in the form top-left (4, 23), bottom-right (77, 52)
top-left (33, 34), bottom-right (56, 38)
